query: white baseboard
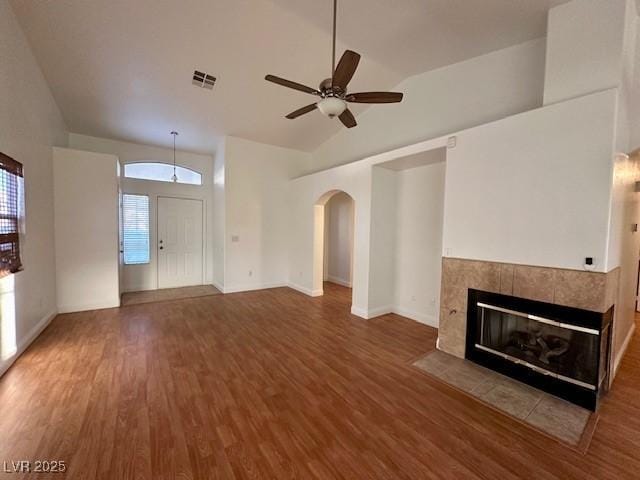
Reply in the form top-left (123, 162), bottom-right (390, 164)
top-left (367, 305), bottom-right (394, 318)
top-left (287, 282), bottom-right (323, 297)
top-left (57, 298), bottom-right (120, 314)
top-left (212, 280), bottom-right (225, 293)
top-left (350, 305), bottom-right (393, 319)
top-left (350, 305), bottom-right (368, 318)
top-left (122, 285), bottom-right (156, 293)
top-left (392, 306), bottom-right (438, 328)
top-left (613, 322), bottom-right (635, 379)
top-left (0, 309), bottom-right (57, 378)
top-left (325, 276), bottom-right (352, 288)
top-left (222, 282), bottom-right (287, 294)
top-left (287, 282), bottom-right (312, 295)
top-left (350, 304), bottom-right (437, 327)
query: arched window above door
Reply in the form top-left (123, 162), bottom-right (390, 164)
top-left (123, 162), bottom-right (203, 185)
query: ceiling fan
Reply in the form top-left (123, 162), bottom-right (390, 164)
top-left (264, 0), bottom-right (403, 129)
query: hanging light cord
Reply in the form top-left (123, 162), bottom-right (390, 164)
top-left (171, 131), bottom-right (178, 182)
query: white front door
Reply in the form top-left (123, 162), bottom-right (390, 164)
top-left (157, 197), bottom-right (203, 289)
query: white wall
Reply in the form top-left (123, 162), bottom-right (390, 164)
top-left (608, 152), bottom-right (640, 373)
top-left (0, 1), bottom-right (67, 375)
top-left (222, 136), bottom-right (311, 292)
top-left (394, 161), bottom-right (446, 327)
top-left (542, 0), bottom-right (640, 374)
top-left (68, 133), bottom-right (214, 168)
top-left (544, 0), bottom-right (629, 105)
top-left (289, 160), bottom-right (374, 310)
top-left (324, 192), bottom-right (354, 287)
top-left (288, 0), bottom-right (639, 371)
top-left (631, 16), bottom-right (640, 149)
top-left (606, 5), bottom-right (639, 272)
top-left (68, 133), bottom-right (215, 292)
top-left (288, 137), bottom-right (449, 318)
top-left (311, 39), bottom-right (546, 172)
top-left (443, 89), bottom-right (618, 272)
top-left (604, 1), bottom-right (640, 372)
top-left (289, 147), bottom-right (448, 325)
top-left (53, 147), bottom-right (119, 312)
top-left (616, 0), bottom-right (638, 154)
top-left (212, 137), bottom-right (226, 289)
top-left (290, 90), bottom-right (621, 320)
top-left (367, 167), bottom-right (398, 315)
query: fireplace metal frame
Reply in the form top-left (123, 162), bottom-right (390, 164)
top-left (466, 289), bottom-right (613, 411)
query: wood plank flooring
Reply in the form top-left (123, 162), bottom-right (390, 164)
top-left (1, 283), bottom-right (639, 479)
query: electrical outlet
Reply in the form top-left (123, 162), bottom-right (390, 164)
top-left (248, 270), bottom-right (253, 277)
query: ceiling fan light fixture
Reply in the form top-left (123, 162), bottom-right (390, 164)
top-left (264, 0), bottom-right (402, 128)
top-left (317, 97), bottom-right (347, 118)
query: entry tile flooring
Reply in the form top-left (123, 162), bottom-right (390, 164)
top-left (413, 350), bottom-right (594, 448)
top-left (121, 284), bottom-right (222, 306)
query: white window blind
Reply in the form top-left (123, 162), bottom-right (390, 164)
top-left (122, 194), bottom-right (150, 265)
top-left (0, 153), bottom-right (24, 277)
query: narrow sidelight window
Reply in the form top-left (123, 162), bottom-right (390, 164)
top-left (122, 194), bottom-right (150, 265)
top-left (0, 153), bottom-right (24, 278)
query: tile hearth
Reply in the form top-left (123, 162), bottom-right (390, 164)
top-left (413, 350), bottom-right (595, 448)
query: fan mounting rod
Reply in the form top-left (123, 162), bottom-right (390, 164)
top-left (332, 0), bottom-right (337, 76)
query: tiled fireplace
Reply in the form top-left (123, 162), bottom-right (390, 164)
top-left (438, 258), bottom-right (619, 409)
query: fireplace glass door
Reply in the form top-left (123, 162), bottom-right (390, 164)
top-left (475, 303), bottom-right (600, 389)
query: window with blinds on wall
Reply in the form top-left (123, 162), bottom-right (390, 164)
top-left (0, 153), bottom-right (24, 278)
top-left (122, 194), bottom-right (150, 265)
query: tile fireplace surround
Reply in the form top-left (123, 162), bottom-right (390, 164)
top-left (438, 258), bottom-right (619, 359)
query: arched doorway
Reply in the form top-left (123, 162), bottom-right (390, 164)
top-left (313, 190), bottom-right (355, 305)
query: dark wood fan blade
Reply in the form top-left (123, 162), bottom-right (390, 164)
top-left (332, 50), bottom-right (361, 90)
top-left (265, 75), bottom-right (320, 96)
top-left (286, 103), bottom-right (317, 119)
top-left (338, 109), bottom-right (357, 128)
top-left (346, 92), bottom-right (403, 103)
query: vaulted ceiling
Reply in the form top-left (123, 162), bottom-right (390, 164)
top-left (10, 0), bottom-right (567, 154)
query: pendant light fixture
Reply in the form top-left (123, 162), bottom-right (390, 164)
top-left (170, 131), bottom-right (179, 183)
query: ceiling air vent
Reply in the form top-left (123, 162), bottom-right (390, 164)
top-left (192, 70), bottom-right (216, 90)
